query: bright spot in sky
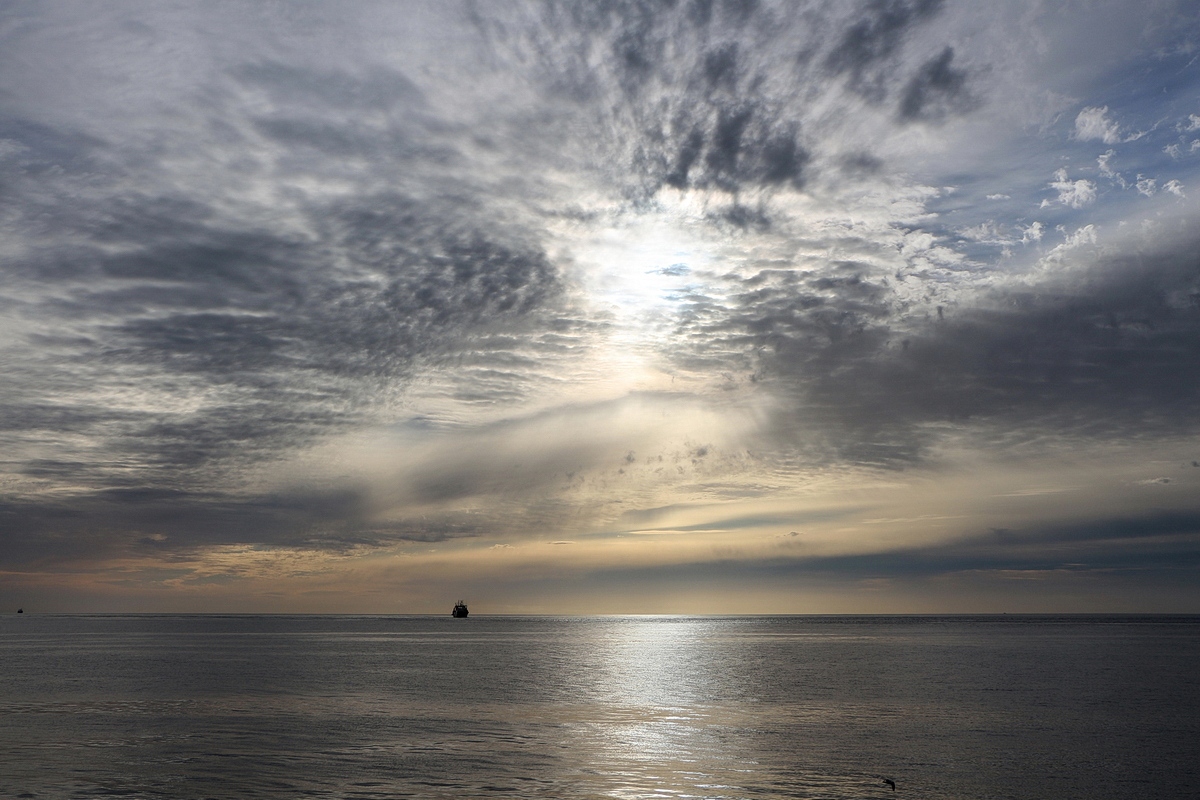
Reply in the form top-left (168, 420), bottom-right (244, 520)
top-left (554, 213), bottom-right (715, 390)
top-left (573, 217), bottom-right (702, 314)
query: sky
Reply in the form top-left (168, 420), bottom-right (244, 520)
top-left (3, 0), bottom-right (1200, 614)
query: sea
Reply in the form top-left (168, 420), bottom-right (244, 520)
top-left (1, 615), bottom-right (1197, 800)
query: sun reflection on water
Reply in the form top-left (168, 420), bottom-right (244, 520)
top-left (558, 617), bottom-right (761, 800)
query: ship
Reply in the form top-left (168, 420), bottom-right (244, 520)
top-left (451, 600), bottom-right (469, 618)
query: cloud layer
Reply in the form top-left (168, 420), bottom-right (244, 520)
top-left (3, 0), bottom-right (1200, 611)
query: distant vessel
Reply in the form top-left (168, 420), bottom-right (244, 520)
top-left (451, 600), bottom-right (469, 618)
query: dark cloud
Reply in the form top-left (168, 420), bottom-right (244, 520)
top-left (1005, 510), bottom-right (1200, 546)
top-left (898, 46), bottom-right (976, 122)
top-left (703, 43), bottom-right (741, 93)
top-left (0, 49), bottom-right (569, 515)
top-left (478, 0), bottom-right (827, 200)
top-left (16, 192), bottom-right (566, 474)
top-left (824, 0), bottom-right (944, 99)
top-left (0, 485), bottom-right (388, 568)
top-left (664, 127), bottom-right (706, 189)
top-left (706, 106), bottom-right (755, 186)
top-left (232, 62), bottom-right (426, 112)
top-left (660, 109), bottom-right (810, 195)
top-left (874, 245), bottom-right (1200, 434)
top-left (808, 509), bottom-right (1200, 578)
top-left (585, 507), bottom-right (1200, 589)
top-left (473, 0), bottom-right (961, 206)
top-left (838, 152), bottom-right (885, 176)
top-left (696, 107), bottom-right (809, 191)
top-left (221, 60), bottom-right (429, 168)
top-left (672, 235), bottom-right (1200, 465)
top-left (0, 114), bottom-right (105, 176)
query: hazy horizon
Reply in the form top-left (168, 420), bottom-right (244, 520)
top-left (4, 0), bottom-right (1200, 614)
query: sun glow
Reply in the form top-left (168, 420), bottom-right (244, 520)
top-left (548, 210), bottom-right (720, 394)
top-left (569, 212), bottom-right (711, 320)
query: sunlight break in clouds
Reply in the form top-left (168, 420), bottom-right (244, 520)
top-left (2, 0), bottom-right (1200, 613)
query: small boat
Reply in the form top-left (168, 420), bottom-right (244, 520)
top-left (451, 600), bottom-right (469, 618)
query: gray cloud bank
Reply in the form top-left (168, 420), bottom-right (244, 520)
top-left (3, 0), bottom-right (1200, 603)
top-left (696, 226), bottom-right (1200, 466)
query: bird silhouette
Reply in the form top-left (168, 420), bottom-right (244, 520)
top-left (883, 778), bottom-right (896, 791)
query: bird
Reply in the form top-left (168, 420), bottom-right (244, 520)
top-left (883, 778), bottom-right (896, 791)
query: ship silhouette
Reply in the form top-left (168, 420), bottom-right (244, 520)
top-left (451, 600), bottom-right (469, 618)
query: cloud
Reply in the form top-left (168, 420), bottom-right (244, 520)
top-left (0, 36), bottom-right (581, 490)
top-left (4, 0), bottom-right (1200, 610)
top-left (0, 1), bottom-right (952, 555)
top-left (1097, 149), bottom-right (1127, 188)
top-left (541, 505), bottom-right (1200, 609)
top-left (1051, 223), bottom-right (1098, 252)
top-left (471, 0), bottom-right (833, 203)
top-left (898, 46), bottom-right (976, 122)
top-left (824, 0), bottom-right (945, 99)
top-left (1074, 106), bottom-right (1122, 144)
top-left (0, 486), bottom-right (379, 569)
top-left (1048, 168), bottom-right (1097, 207)
top-left (669, 227), bottom-right (1200, 467)
top-left (470, 0), bottom-right (986, 211)
top-left (816, 507), bottom-right (1200, 576)
top-left (2, 184), bottom-right (568, 478)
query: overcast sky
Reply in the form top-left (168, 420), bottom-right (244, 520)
top-left (3, 0), bottom-right (1200, 613)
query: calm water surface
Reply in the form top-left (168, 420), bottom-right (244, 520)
top-left (0, 615), bottom-right (1196, 799)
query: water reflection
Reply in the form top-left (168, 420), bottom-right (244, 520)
top-left (550, 617), bottom-right (764, 799)
top-left (594, 616), bottom-right (720, 707)
top-left (4, 615), bottom-right (1195, 799)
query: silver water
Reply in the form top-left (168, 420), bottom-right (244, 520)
top-left (1, 615), bottom-right (1196, 799)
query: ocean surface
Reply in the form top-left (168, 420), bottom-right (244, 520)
top-left (1, 615), bottom-right (1197, 800)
